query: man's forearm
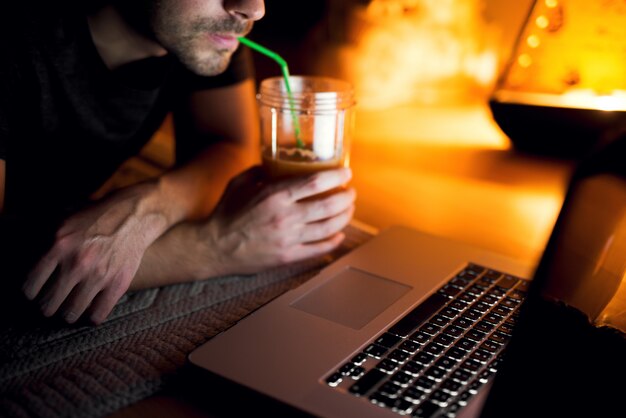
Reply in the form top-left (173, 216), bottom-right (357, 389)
top-left (157, 139), bottom-right (259, 224)
top-left (130, 221), bottom-right (219, 289)
top-left (129, 141), bottom-right (259, 289)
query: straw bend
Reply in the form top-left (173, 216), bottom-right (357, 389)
top-left (238, 36), bottom-right (304, 148)
top-left (238, 36), bottom-right (288, 69)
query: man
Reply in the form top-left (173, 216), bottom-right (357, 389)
top-left (0, 0), bottom-right (356, 325)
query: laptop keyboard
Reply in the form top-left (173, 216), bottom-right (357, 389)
top-left (324, 263), bottom-right (529, 418)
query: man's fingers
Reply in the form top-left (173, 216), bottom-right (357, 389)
top-left (87, 282), bottom-right (129, 325)
top-left (295, 232), bottom-right (346, 260)
top-left (300, 206), bottom-right (355, 243)
top-left (59, 281), bottom-right (102, 324)
top-left (22, 254), bottom-right (59, 300)
top-left (285, 168), bottom-right (352, 202)
top-left (298, 187), bottom-right (356, 223)
top-left (36, 268), bottom-right (83, 317)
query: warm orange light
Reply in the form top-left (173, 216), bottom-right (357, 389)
top-left (545, 0), bottom-right (558, 8)
top-left (526, 35), bottom-right (540, 48)
top-left (492, 89), bottom-right (626, 111)
top-left (518, 54), bottom-right (532, 68)
top-left (498, 0), bottom-right (626, 103)
top-left (340, 0), bottom-right (500, 110)
top-left (535, 15), bottom-right (549, 29)
top-left (354, 105), bottom-right (510, 150)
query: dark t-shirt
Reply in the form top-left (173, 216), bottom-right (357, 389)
top-left (0, 3), bottom-right (254, 282)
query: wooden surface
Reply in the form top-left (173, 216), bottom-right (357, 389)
top-left (349, 104), bottom-right (575, 266)
top-left (108, 103), bottom-right (576, 418)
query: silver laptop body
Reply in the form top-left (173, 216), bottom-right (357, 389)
top-left (189, 225), bottom-right (531, 418)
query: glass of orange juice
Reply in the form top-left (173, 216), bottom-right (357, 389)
top-left (258, 76), bottom-right (356, 187)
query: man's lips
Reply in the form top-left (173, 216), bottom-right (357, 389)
top-left (208, 33), bottom-right (240, 49)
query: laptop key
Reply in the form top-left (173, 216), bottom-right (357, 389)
top-left (377, 359), bottom-right (399, 374)
top-left (420, 323), bottom-right (442, 335)
top-left (351, 366), bottom-right (366, 379)
top-left (375, 332), bottom-right (403, 348)
top-left (466, 264), bottom-right (486, 275)
top-left (412, 400), bottom-right (440, 418)
top-left (349, 368), bottom-right (387, 396)
top-left (480, 339), bottom-right (502, 353)
top-left (495, 275), bottom-right (518, 289)
top-left (413, 376), bottom-right (437, 390)
top-left (391, 371), bottom-right (413, 386)
top-left (443, 325), bottom-right (464, 338)
top-left (403, 386), bottom-right (426, 402)
top-left (446, 346), bottom-right (467, 360)
top-left (393, 398), bottom-right (414, 414)
top-left (388, 293), bottom-right (448, 337)
top-left (325, 372), bottom-right (343, 387)
top-left (489, 331), bottom-right (509, 344)
top-left (470, 348), bottom-right (493, 363)
top-left (439, 378), bottom-right (462, 395)
top-left (439, 284), bottom-right (462, 298)
top-left (430, 389), bottom-right (452, 406)
top-left (434, 334), bottom-right (455, 346)
top-left (435, 356), bottom-right (458, 371)
top-left (465, 328), bottom-right (487, 342)
top-left (364, 344), bottom-right (388, 358)
top-left (351, 352), bottom-right (368, 365)
top-left (339, 362), bottom-right (356, 375)
top-left (370, 392), bottom-right (395, 407)
top-left (399, 340), bottom-right (420, 353)
top-left (409, 330), bottom-right (431, 344)
top-left (450, 368), bottom-right (472, 383)
top-left (402, 360), bottom-right (426, 376)
top-left (440, 307), bottom-right (461, 318)
top-left (388, 349), bottom-right (411, 363)
top-left (379, 381), bottom-right (403, 397)
top-left (424, 365), bottom-right (446, 381)
top-left (413, 352), bottom-right (436, 365)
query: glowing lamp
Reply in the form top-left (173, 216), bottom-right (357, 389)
top-left (489, 0), bottom-right (626, 157)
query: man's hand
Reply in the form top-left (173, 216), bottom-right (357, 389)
top-left (197, 165), bottom-right (357, 277)
top-left (22, 183), bottom-right (171, 325)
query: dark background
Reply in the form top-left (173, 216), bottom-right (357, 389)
top-left (246, 0), bottom-right (366, 84)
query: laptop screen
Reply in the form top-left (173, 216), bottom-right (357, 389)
top-left (480, 134), bottom-right (626, 417)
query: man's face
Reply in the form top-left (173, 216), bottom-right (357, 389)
top-left (148, 0), bottom-right (265, 76)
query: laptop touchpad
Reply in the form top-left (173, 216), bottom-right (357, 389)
top-left (290, 267), bottom-right (412, 330)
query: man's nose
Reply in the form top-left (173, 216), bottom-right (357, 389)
top-left (225, 0), bottom-right (265, 22)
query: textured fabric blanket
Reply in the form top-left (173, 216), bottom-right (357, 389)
top-left (0, 223), bottom-right (375, 418)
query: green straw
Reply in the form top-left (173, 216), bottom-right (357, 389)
top-left (238, 36), bottom-right (304, 148)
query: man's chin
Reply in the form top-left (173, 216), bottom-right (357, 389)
top-left (183, 51), bottom-right (231, 76)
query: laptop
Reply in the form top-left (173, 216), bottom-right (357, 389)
top-left (188, 134), bottom-right (626, 418)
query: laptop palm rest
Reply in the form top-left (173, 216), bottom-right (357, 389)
top-left (290, 267), bottom-right (412, 330)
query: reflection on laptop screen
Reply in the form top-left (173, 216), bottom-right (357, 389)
top-left (542, 173), bottom-right (626, 332)
top-left (480, 136), bottom-right (626, 418)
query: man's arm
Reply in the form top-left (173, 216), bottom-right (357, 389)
top-left (22, 79), bottom-right (261, 325)
top-left (132, 165), bottom-right (356, 289)
top-left (159, 77), bottom-right (260, 222)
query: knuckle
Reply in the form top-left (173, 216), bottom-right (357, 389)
top-left (110, 274), bottom-right (131, 295)
top-left (269, 215), bottom-right (285, 230)
top-left (276, 251), bottom-right (295, 265)
top-left (261, 192), bottom-right (284, 210)
top-left (273, 235), bottom-right (291, 249)
top-left (306, 174), bottom-right (325, 193)
top-left (53, 234), bottom-right (73, 253)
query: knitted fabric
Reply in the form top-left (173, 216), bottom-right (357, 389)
top-left (0, 224), bottom-right (375, 418)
